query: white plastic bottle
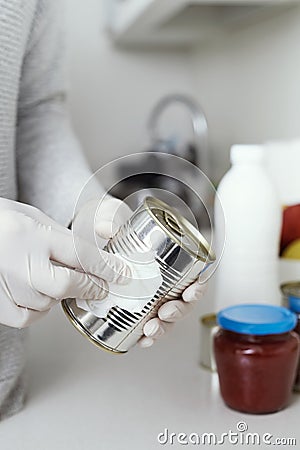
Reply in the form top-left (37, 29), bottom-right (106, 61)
top-left (214, 145), bottom-right (281, 311)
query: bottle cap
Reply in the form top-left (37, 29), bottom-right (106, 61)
top-left (289, 296), bottom-right (300, 314)
top-left (230, 145), bottom-right (264, 165)
top-left (217, 304), bottom-right (297, 335)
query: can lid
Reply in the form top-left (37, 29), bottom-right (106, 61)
top-left (217, 304), bottom-right (297, 335)
top-left (280, 281), bottom-right (300, 298)
top-left (143, 197), bottom-right (216, 263)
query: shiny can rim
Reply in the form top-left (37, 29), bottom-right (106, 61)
top-left (61, 300), bottom-right (127, 354)
top-left (280, 281), bottom-right (300, 299)
top-left (143, 196), bottom-right (216, 263)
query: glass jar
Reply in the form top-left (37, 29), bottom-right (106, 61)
top-left (214, 304), bottom-right (300, 414)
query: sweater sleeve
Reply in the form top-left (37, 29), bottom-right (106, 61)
top-left (16, 0), bottom-right (102, 226)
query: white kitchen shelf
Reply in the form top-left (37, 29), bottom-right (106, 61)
top-left (105, 0), bottom-right (294, 48)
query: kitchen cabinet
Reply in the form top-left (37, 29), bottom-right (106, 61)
top-left (105, 0), bottom-right (292, 48)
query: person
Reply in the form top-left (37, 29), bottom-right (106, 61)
top-left (0, 0), bottom-right (206, 420)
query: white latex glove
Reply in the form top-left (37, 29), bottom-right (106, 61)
top-left (94, 196), bottom-right (207, 348)
top-left (0, 198), bottom-right (130, 328)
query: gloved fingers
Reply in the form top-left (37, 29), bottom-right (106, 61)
top-left (139, 283), bottom-right (206, 347)
top-left (8, 199), bottom-right (70, 236)
top-left (95, 220), bottom-right (120, 241)
top-left (1, 273), bottom-right (59, 312)
top-left (32, 262), bottom-right (110, 300)
top-left (13, 290), bottom-right (59, 312)
top-left (143, 317), bottom-right (174, 339)
top-left (138, 318), bottom-right (174, 348)
top-left (95, 248), bottom-right (131, 284)
top-left (49, 228), bottom-right (131, 284)
top-left (182, 280), bottom-right (208, 303)
top-left (95, 197), bottom-right (132, 239)
top-left (0, 300), bottom-right (50, 328)
top-left (15, 308), bottom-right (50, 328)
top-left (14, 308), bottom-right (50, 328)
top-left (138, 336), bottom-right (155, 348)
top-left (158, 299), bottom-right (194, 323)
top-left (71, 199), bottom-right (97, 244)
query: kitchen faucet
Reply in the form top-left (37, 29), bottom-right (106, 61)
top-left (110, 94), bottom-right (211, 227)
top-left (147, 94), bottom-right (209, 174)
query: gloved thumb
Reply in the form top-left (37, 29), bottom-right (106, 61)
top-left (96, 220), bottom-right (122, 240)
top-left (95, 197), bottom-right (132, 239)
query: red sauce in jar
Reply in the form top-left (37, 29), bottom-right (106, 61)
top-left (214, 304), bottom-right (300, 414)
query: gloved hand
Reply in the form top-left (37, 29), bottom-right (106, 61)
top-left (0, 198), bottom-right (130, 328)
top-left (94, 196), bottom-right (207, 348)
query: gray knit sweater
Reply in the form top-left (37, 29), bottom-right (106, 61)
top-left (0, 0), bottom-right (97, 419)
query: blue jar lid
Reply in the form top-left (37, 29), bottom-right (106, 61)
top-left (217, 304), bottom-right (297, 335)
top-left (289, 296), bottom-right (300, 314)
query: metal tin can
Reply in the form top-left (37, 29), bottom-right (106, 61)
top-left (199, 313), bottom-right (219, 372)
top-left (280, 282), bottom-right (300, 309)
top-left (62, 197), bottom-right (216, 353)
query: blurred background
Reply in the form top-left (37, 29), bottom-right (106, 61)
top-left (2, 2), bottom-right (300, 448)
top-left (64, 0), bottom-right (300, 185)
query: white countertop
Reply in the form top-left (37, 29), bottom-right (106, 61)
top-left (0, 300), bottom-right (299, 450)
